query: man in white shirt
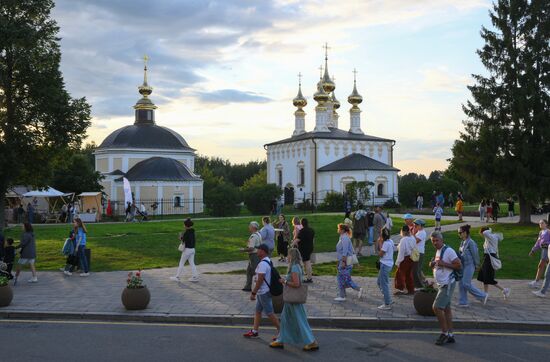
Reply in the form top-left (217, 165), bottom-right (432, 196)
top-left (243, 244), bottom-right (280, 339)
top-left (429, 231), bottom-right (462, 346)
top-left (412, 219), bottom-right (428, 289)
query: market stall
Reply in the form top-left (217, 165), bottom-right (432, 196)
top-left (22, 187), bottom-right (73, 223)
top-left (78, 192), bottom-right (103, 223)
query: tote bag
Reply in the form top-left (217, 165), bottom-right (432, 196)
top-left (489, 254), bottom-right (502, 270)
top-left (283, 284), bottom-right (308, 304)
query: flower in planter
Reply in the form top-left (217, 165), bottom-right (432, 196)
top-left (126, 270), bottom-right (145, 289)
top-left (0, 276), bottom-right (8, 287)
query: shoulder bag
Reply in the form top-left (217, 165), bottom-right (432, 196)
top-left (346, 253), bottom-right (359, 265)
top-left (489, 254), bottom-right (502, 270)
top-left (283, 283), bottom-right (308, 304)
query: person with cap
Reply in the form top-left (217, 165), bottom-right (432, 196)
top-left (243, 243), bottom-right (280, 339)
top-left (242, 221), bottom-right (262, 292)
top-left (170, 218), bottom-right (199, 282)
top-left (394, 225), bottom-right (416, 295)
top-left (403, 213), bottom-right (416, 234)
top-left (412, 219), bottom-right (428, 289)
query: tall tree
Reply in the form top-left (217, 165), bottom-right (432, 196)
top-left (449, 0), bottom-right (550, 224)
top-left (0, 0), bottom-right (91, 230)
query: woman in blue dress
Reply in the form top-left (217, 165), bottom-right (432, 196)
top-left (270, 247), bottom-right (319, 351)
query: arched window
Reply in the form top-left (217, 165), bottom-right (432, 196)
top-left (377, 183), bottom-right (385, 196)
top-left (174, 196), bottom-right (182, 207)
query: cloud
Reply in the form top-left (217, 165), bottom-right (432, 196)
top-left (192, 89), bottom-right (272, 104)
top-left (420, 67), bottom-right (470, 93)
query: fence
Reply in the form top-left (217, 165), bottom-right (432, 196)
top-left (288, 191), bottom-right (399, 213)
top-left (107, 198), bottom-right (204, 219)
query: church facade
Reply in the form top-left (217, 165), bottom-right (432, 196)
top-left (265, 51), bottom-right (399, 206)
top-left (94, 60), bottom-right (204, 214)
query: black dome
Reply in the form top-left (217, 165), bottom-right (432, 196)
top-left (98, 124), bottom-right (192, 150)
top-left (122, 157), bottom-right (201, 182)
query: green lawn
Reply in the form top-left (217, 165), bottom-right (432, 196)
top-left (312, 223), bottom-right (540, 280)
top-left (3, 215), bottom-right (453, 272)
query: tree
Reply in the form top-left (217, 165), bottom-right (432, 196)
top-left (0, 0), bottom-right (91, 230)
top-left (241, 170), bottom-right (282, 215)
top-left (51, 153), bottom-right (103, 195)
top-left (204, 182), bottom-right (241, 217)
top-left (449, 0), bottom-right (550, 223)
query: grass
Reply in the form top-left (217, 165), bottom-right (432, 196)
top-left (311, 223), bottom-right (540, 280)
top-left (3, 215), bottom-right (455, 272)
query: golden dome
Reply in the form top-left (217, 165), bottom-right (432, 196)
top-left (348, 69), bottom-right (363, 106)
top-left (134, 55), bottom-right (157, 111)
top-left (332, 91), bottom-right (340, 109)
top-left (292, 74), bottom-right (307, 109)
top-left (322, 71), bottom-right (335, 93)
top-left (313, 81), bottom-right (330, 103)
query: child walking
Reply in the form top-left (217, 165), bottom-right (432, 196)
top-left (433, 203), bottom-right (443, 231)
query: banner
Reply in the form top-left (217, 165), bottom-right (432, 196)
top-left (123, 177), bottom-right (133, 207)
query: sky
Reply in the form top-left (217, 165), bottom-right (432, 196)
top-left (52, 0), bottom-right (493, 176)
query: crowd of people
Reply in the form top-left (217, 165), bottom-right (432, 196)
top-left (2, 200), bottom-right (550, 350)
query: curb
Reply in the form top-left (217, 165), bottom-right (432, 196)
top-left (1, 311), bottom-right (549, 332)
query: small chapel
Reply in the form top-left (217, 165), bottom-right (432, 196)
top-left (94, 58), bottom-right (204, 214)
top-left (265, 47), bottom-right (399, 206)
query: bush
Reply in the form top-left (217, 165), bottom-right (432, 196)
top-left (318, 192), bottom-right (345, 212)
top-left (383, 198), bottom-right (400, 209)
top-left (296, 199), bottom-right (314, 211)
top-left (204, 182), bottom-right (241, 216)
top-left (241, 170), bottom-right (282, 215)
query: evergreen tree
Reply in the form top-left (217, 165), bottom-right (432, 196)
top-left (449, 0), bottom-right (550, 224)
top-left (0, 0), bottom-right (91, 230)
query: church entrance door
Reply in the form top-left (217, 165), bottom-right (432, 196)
top-left (284, 186), bottom-right (295, 205)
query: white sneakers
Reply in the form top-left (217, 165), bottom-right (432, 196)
top-left (80, 273), bottom-right (90, 277)
top-left (27, 277), bottom-right (38, 283)
top-left (528, 280), bottom-right (540, 289)
top-left (502, 288), bottom-right (511, 300)
top-left (357, 288), bottom-right (364, 300)
top-left (334, 297), bottom-right (346, 302)
top-left (377, 304), bottom-right (392, 310)
top-left (533, 290), bottom-right (546, 298)
top-left (64, 271), bottom-right (72, 276)
top-left (189, 276), bottom-right (199, 283)
top-left (169, 276), bottom-right (180, 281)
top-left (483, 293), bottom-right (489, 305)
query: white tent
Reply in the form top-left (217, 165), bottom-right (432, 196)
top-left (23, 187), bottom-right (74, 223)
top-left (23, 187), bottom-right (72, 198)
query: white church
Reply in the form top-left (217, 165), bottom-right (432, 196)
top-left (265, 50), bottom-right (399, 206)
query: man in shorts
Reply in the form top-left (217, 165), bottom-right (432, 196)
top-left (243, 244), bottom-right (280, 338)
top-left (429, 231), bottom-right (462, 346)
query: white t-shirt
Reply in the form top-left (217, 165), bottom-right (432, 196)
top-left (415, 229), bottom-right (427, 254)
top-left (380, 240), bottom-right (395, 267)
top-left (433, 245), bottom-right (459, 286)
top-left (396, 235), bottom-right (416, 266)
top-left (254, 257), bottom-right (272, 295)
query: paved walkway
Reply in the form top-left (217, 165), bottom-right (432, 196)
top-left (2, 215), bottom-right (545, 329)
top-left (3, 269), bottom-right (547, 329)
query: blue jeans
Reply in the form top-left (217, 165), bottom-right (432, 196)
top-left (377, 263), bottom-right (392, 305)
top-left (459, 262), bottom-right (486, 304)
top-left (541, 263), bottom-right (550, 294)
top-left (368, 227), bottom-right (374, 245)
top-left (77, 246), bottom-right (89, 273)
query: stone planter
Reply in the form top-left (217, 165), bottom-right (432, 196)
top-left (0, 284), bottom-right (14, 307)
top-left (272, 293), bottom-right (284, 314)
top-left (413, 289), bottom-right (436, 316)
top-left (121, 286), bottom-right (150, 310)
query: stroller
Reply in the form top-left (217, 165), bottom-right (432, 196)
top-left (136, 205), bottom-right (149, 222)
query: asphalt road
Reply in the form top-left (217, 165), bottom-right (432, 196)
top-left (0, 319), bottom-right (548, 362)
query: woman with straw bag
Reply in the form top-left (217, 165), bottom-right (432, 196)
top-left (270, 248), bottom-right (318, 351)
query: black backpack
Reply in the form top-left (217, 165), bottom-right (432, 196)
top-left (261, 260), bottom-right (283, 296)
top-left (441, 245), bottom-right (463, 282)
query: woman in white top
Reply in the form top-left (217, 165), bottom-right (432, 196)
top-left (394, 225), bottom-right (416, 295)
top-left (477, 227), bottom-right (511, 299)
top-left (412, 219), bottom-right (428, 288)
top-left (377, 228), bottom-right (395, 309)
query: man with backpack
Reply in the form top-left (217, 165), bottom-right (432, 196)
top-left (244, 244), bottom-right (281, 339)
top-left (429, 231), bottom-right (462, 346)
